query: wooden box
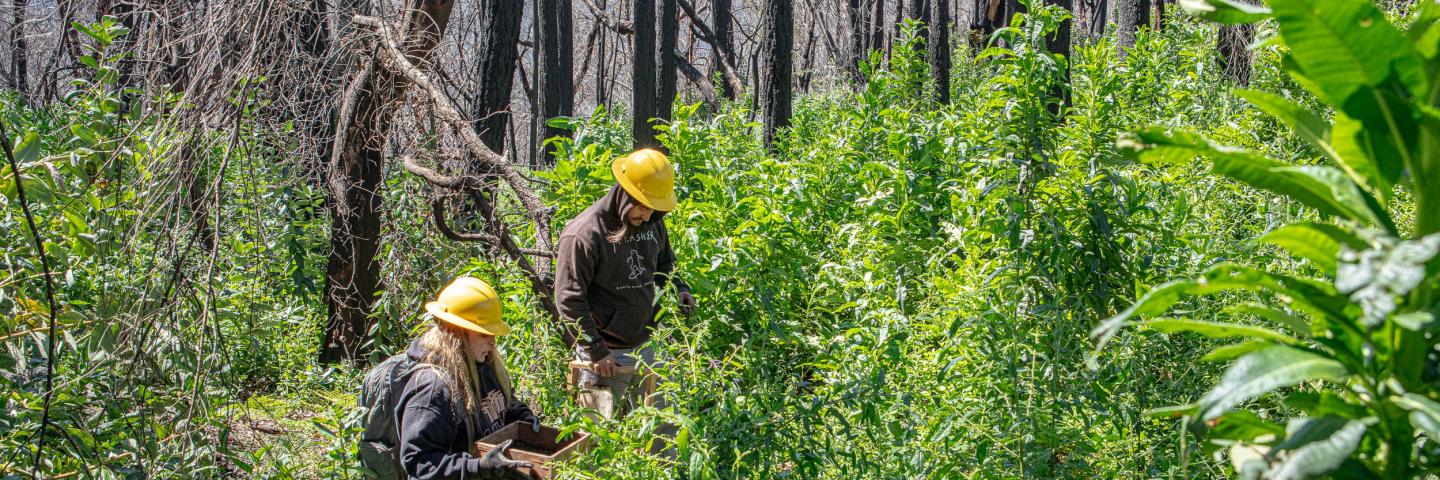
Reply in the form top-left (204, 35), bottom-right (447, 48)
top-left (471, 422), bottom-right (591, 479)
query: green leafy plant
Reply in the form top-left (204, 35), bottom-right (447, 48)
top-left (1092, 0), bottom-right (1440, 477)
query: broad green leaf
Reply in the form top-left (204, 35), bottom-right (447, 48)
top-left (1093, 262), bottom-right (1345, 351)
top-left (1330, 113), bottom-right (1402, 203)
top-left (1264, 417), bottom-right (1369, 480)
top-left (1198, 345), bottom-right (1348, 419)
top-left (14, 131), bottom-right (41, 164)
top-left (1208, 410), bottom-right (1287, 441)
top-left (1234, 89), bottom-right (1355, 182)
top-left (1144, 403), bottom-right (1198, 419)
top-left (1121, 128), bottom-right (1390, 228)
top-left (1258, 222), bottom-right (1366, 275)
top-left (1180, 0), bottom-right (1271, 24)
top-left (1271, 0), bottom-right (1427, 103)
top-left (1268, 165), bottom-right (1391, 231)
top-left (1145, 318), bottom-right (1299, 344)
top-left (1284, 391), bottom-right (1367, 418)
top-left (1392, 393), bottom-right (1440, 440)
top-left (1227, 302), bottom-right (1312, 335)
top-left (1412, 0), bottom-right (1440, 61)
top-left (1202, 340), bottom-right (1274, 362)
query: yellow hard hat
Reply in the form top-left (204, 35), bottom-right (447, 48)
top-left (424, 277), bottom-right (509, 336)
top-left (612, 149), bottom-right (678, 212)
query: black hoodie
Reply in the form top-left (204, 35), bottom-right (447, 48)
top-left (395, 339), bottom-right (534, 480)
top-left (554, 184), bottom-right (689, 361)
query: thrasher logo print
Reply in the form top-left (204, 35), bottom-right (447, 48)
top-left (480, 389), bottom-right (506, 432)
top-left (627, 249), bottom-right (646, 280)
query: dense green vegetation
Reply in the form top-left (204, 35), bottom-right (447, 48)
top-left (1, 0), bottom-right (1436, 478)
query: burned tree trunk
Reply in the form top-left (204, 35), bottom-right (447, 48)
top-left (1217, 20), bottom-right (1257, 85)
top-left (870, 0), bottom-right (886, 56)
top-left (655, 0), bottom-right (677, 143)
top-left (1045, 0), bottom-right (1071, 111)
top-left (537, 0), bottom-right (573, 165)
top-left (848, 0), bottom-right (867, 85)
top-left (473, 0), bottom-right (523, 156)
top-left (908, 0), bottom-right (928, 51)
top-left (929, 0), bottom-right (950, 104)
top-left (712, 0), bottom-right (737, 98)
top-left (1112, 0), bottom-right (1139, 55)
top-left (9, 0), bottom-right (26, 99)
top-left (760, 0), bottom-right (792, 152)
top-left (633, 0), bottom-right (658, 148)
top-left (321, 0), bottom-right (455, 366)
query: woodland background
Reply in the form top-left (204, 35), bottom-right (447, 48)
top-left (0, 0), bottom-right (1428, 477)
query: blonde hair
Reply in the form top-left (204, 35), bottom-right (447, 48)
top-left (416, 323), bottom-right (514, 435)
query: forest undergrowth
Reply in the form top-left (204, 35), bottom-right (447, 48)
top-left (0, 7), bottom-right (1338, 479)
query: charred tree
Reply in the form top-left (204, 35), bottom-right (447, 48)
top-left (908, 0), bottom-right (928, 51)
top-left (847, 0), bottom-right (867, 84)
top-left (929, 0), bottom-right (950, 104)
top-left (9, 0), bottom-right (27, 99)
top-left (321, 0), bottom-right (455, 365)
top-left (870, 0), bottom-right (886, 56)
top-left (656, 0), bottom-right (677, 145)
top-left (633, 0), bottom-right (658, 148)
top-left (760, 0), bottom-right (792, 151)
top-left (473, 0), bottom-right (523, 156)
top-left (1112, 0), bottom-right (1139, 55)
top-left (537, 0), bottom-right (573, 165)
top-left (712, 0), bottom-right (737, 98)
top-left (1045, 0), bottom-right (1071, 111)
top-left (1217, 18), bottom-right (1257, 85)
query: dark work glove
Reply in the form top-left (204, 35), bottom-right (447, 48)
top-left (678, 290), bottom-right (696, 318)
top-left (474, 439), bottom-right (533, 480)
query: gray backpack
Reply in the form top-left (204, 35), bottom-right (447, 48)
top-left (358, 353), bottom-right (424, 479)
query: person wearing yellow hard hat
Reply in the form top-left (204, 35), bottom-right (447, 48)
top-left (361, 277), bottom-right (537, 480)
top-left (553, 148), bottom-right (696, 419)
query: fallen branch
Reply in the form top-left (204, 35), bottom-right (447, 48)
top-left (674, 51), bottom-right (720, 109)
top-left (676, 0), bottom-right (745, 99)
top-left (355, 14), bottom-right (556, 262)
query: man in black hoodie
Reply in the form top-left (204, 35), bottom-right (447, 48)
top-left (554, 149), bottom-right (695, 418)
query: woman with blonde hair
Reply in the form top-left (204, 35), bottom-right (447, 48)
top-left (394, 277), bottom-right (537, 480)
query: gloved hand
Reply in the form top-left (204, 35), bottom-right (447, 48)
top-left (475, 439), bottom-right (533, 479)
top-left (678, 290), bottom-right (696, 317)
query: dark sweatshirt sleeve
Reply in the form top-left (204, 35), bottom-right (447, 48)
top-left (555, 233), bottom-right (611, 360)
top-left (396, 370), bottom-right (483, 480)
top-left (655, 223), bottom-right (690, 293)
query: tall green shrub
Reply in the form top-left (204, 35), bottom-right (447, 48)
top-left (1093, 0), bottom-right (1440, 477)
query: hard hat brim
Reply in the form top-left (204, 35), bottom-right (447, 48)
top-left (425, 301), bottom-right (511, 336)
top-left (612, 160), bottom-right (678, 212)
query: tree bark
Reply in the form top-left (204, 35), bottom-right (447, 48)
top-left (711, 0), bottom-right (737, 98)
top-left (1154, 0), bottom-right (1164, 30)
top-left (760, 0), bottom-right (792, 152)
top-left (870, 0), bottom-right (886, 57)
top-left (472, 0), bottom-right (523, 156)
top-left (655, 0), bottom-right (677, 147)
top-left (929, 0), bottom-right (950, 104)
top-left (321, 0), bottom-right (455, 366)
top-left (1046, 0), bottom-right (1071, 112)
top-left (9, 0), bottom-right (27, 99)
top-left (632, 0), bottom-right (658, 148)
top-left (537, 0), bottom-right (574, 165)
top-left (847, 0), bottom-right (867, 85)
top-left (1112, 0), bottom-right (1139, 55)
top-left (1217, 20), bottom-right (1257, 86)
top-left (908, 0), bottom-right (928, 51)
